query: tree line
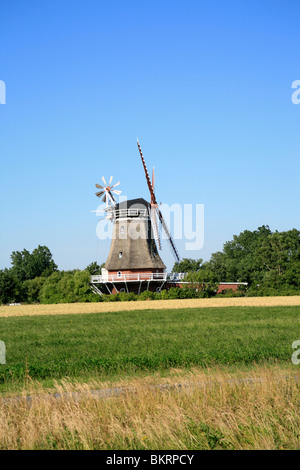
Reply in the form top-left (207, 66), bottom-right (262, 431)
top-left (0, 225), bottom-right (299, 304)
top-left (173, 226), bottom-right (300, 296)
top-left (0, 246), bottom-right (102, 305)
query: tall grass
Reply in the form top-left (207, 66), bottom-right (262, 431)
top-left (0, 366), bottom-right (299, 450)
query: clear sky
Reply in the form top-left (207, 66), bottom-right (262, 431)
top-left (0, 0), bottom-right (299, 272)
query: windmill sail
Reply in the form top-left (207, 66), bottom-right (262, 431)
top-left (151, 205), bottom-right (161, 250)
top-left (137, 138), bottom-right (180, 262)
top-left (137, 139), bottom-right (156, 203)
top-left (156, 207), bottom-right (180, 261)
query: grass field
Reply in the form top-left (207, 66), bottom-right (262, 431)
top-left (0, 305), bottom-right (299, 393)
top-left (0, 303), bottom-right (299, 449)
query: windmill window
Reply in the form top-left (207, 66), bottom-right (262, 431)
top-left (120, 226), bottom-right (125, 234)
top-left (117, 271), bottom-right (122, 278)
top-left (119, 252), bottom-right (123, 259)
top-left (120, 288), bottom-right (125, 293)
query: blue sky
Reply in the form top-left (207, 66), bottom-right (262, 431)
top-left (0, 0), bottom-right (299, 272)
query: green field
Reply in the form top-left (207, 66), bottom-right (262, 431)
top-left (0, 306), bottom-right (299, 393)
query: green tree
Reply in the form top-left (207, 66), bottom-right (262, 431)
top-left (22, 277), bottom-right (46, 303)
top-left (220, 225), bottom-right (272, 283)
top-left (257, 229), bottom-right (300, 288)
top-left (85, 262), bottom-right (105, 275)
top-left (39, 270), bottom-right (99, 304)
top-left (204, 252), bottom-right (227, 282)
top-left (183, 226), bottom-right (300, 295)
top-left (172, 258), bottom-right (203, 273)
top-left (10, 245), bottom-right (57, 281)
top-left (0, 269), bottom-right (22, 304)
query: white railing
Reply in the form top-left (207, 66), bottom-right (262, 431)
top-left (167, 272), bottom-right (187, 281)
top-left (91, 273), bottom-right (167, 283)
top-left (106, 208), bottom-right (149, 219)
top-left (91, 272), bottom-right (187, 283)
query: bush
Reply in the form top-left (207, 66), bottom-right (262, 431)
top-left (100, 294), bottom-right (120, 302)
top-left (179, 288), bottom-right (199, 299)
top-left (160, 289), bottom-right (168, 300)
top-left (196, 290), bottom-right (209, 298)
top-left (22, 277), bottom-right (46, 303)
top-left (119, 292), bottom-right (138, 302)
top-left (0, 269), bottom-right (23, 304)
top-left (216, 289), bottom-right (238, 298)
top-left (39, 271), bottom-right (100, 304)
top-left (246, 285), bottom-right (300, 297)
top-left (138, 290), bottom-right (156, 301)
top-left (165, 287), bottom-right (181, 299)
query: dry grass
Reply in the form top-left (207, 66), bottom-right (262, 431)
top-left (0, 365), bottom-right (299, 449)
top-left (1, 296), bottom-right (300, 318)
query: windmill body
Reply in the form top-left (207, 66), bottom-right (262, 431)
top-left (105, 198), bottom-right (165, 273)
top-left (91, 141), bottom-right (182, 295)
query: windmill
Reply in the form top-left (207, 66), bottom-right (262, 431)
top-left (137, 138), bottom-right (180, 262)
top-left (95, 176), bottom-right (122, 208)
top-left (90, 140), bottom-right (180, 296)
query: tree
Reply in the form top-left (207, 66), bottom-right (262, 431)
top-left (257, 229), bottom-right (300, 286)
top-left (172, 258), bottom-right (203, 273)
top-left (178, 226), bottom-right (300, 294)
top-left (205, 252), bottom-right (227, 282)
top-left (85, 262), bottom-right (105, 275)
top-left (202, 225), bottom-right (272, 283)
top-left (220, 225), bottom-right (272, 283)
top-left (39, 270), bottom-right (99, 304)
top-left (22, 277), bottom-right (46, 303)
top-left (10, 245), bottom-right (57, 281)
top-left (0, 269), bottom-right (22, 304)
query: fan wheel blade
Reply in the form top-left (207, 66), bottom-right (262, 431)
top-left (95, 183), bottom-right (104, 189)
top-left (108, 191), bottom-right (116, 203)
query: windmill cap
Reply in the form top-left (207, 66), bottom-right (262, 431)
top-left (114, 198), bottom-right (150, 210)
